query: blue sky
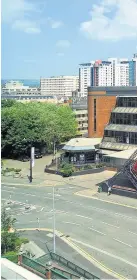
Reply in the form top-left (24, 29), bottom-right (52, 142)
top-left (2, 0), bottom-right (137, 79)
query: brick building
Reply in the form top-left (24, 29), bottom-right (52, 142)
top-left (88, 87), bottom-right (137, 145)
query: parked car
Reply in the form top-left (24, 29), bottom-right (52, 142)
top-left (35, 151), bottom-right (43, 159)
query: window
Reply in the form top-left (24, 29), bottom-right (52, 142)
top-left (94, 99), bottom-right (96, 132)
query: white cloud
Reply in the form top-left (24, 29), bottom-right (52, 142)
top-left (80, 0), bottom-right (137, 41)
top-left (2, 0), bottom-right (42, 34)
top-left (56, 40), bottom-right (71, 48)
top-left (12, 19), bottom-right (41, 33)
top-left (47, 17), bottom-right (63, 29)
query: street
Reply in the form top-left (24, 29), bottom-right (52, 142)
top-left (2, 183), bottom-right (137, 279)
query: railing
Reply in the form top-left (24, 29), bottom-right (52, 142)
top-left (51, 253), bottom-right (100, 279)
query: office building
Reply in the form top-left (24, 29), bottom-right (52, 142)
top-left (88, 86), bottom-right (137, 151)
top-left (40, 76), bottom-right (79, 97)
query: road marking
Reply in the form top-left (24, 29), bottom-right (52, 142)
top-left (88, 227), bottom-right (106, 236)
top-left (76, 214), bottom-right (92, 220)
top-left (62, 221), bottom-right (81, 226)
top-left (101, 221), bottom-right (119, 229)
top-left (128, 230), bottom-right (137, 236)
top-left (113, 238), bottom-right (132, 248)
top-left (70, 238), bottom-right (137, 268)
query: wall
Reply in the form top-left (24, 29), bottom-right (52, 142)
top-left (88, 90), bottom-right (116, 138)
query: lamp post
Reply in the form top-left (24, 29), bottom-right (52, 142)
top-left (53, 186), bottom-right (56, 253)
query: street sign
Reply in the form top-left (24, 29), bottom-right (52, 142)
top-left (31, 147), bottom-right (35, 167)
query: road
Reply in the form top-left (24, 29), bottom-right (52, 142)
top-left (2, 183), bottom-right (137, 279)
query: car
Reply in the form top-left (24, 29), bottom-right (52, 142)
top-left (35, 152), bottom-right (43, 159)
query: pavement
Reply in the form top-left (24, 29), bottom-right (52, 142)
top-left (18, 229), bottom-right (111, 279)
top-left (2, 181), bottom-right (137, 279)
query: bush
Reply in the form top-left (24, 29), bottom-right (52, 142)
top-left (84, 164), bottom-right (93, 170)
top-left (96, 163), bottom-right (104, 168)
top-left (15, 169), bottom-right (21, 173)
top-left (60, 162), bottom-right (74, 177)
top-left (3, 251), bottom-right (18, 263)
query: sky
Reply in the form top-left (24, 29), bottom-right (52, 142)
top-left (2, 0), bottom-right (137, 79)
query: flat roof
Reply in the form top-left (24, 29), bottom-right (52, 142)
top-left (63, 137), bottom-right (102, 151)
top-left (88, 86), bottom-right (137, 96)
top-left (103, 148), bottom-right (137, 159)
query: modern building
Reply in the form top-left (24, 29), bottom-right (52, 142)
top-left (79, 55), bottom-right (137, 97)
top-left (88, 86), bottom-right (137, 151)
top-left (79, 63), bottom-right (94, 97)
top-left (2, 80), bottom-right (40, 95)
top-left (40, 76), bottom-right (79, 97)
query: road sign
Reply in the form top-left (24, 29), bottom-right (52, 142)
top-left (31, 147), bottom-right (35, 167)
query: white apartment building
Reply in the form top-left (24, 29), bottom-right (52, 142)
top-left (40, 76), bottom-right (79, 97)
top-left (114, 59), bottom-right (129, 86)
top-left (79, 63), bottom-right (94, 97)
top-left (79, 58), bottom-right (132, 96)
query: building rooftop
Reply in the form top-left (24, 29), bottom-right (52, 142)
top-left (105, 124), bottom-right (137, 133)
top-left (63, 138), bottom-right (102, 152)
top-left (88, 86), bottom-right (137, 96)
top-left (103, 148), bottom-right (137, 159)
top-left (112, 107), bottom-right (137, 114)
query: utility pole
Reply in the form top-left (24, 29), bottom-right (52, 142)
top-left (53, 186), bottom-right (56, 253)
top-left (37, 217), bottom-right (40, 230)
top-left (30, 147), bottom-right (35, 183)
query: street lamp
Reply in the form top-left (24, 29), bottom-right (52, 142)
top-left (53, 186), bottom-right (56, 253)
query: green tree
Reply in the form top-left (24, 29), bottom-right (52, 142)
top-left (1, 102), bottom-right (77, 158)
top-left (1, 208), bottom-right (18, 254)
top-left (1, 99), bottom-right (17, 108)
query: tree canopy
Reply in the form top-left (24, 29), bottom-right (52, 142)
top-left (1, 101), bottom-right (77, 157)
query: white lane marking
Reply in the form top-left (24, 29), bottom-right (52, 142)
top-left (128, 231), bottom-right (137, 236)
top-left (2, 186), bottom-right (16, 189)
top-left (101, 221), bottom-right (119, 229)
top-left (76, 214), bottom-right (92, 220)
top-left (113, 238), bottom-right (132, 248)
top-left (70, 238), bottom-right (137, 268)
top-left (88, 227), bottom-right (106, 236)
top-left (2, 190), bottom-right (56, 201)
top-left (26, 194), bottom-right (36, 197)
top-left (62, 221), bottom-right (81, 226)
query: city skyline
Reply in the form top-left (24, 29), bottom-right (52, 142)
top-left (2, 0), bottom-right (137, 79)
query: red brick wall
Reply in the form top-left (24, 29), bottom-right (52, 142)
top-left (88, 92), bottom-right (116, 138)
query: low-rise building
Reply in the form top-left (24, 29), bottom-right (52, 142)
top-left (2, 80), bottom-right (40, 95)
top-left (70, 97), bottom-right (88, 136)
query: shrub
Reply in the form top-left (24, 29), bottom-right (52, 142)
top-left (60, 162), bottom-right (74, 177)
top-left (3, 251), bottom-right (18, 263)
top-left (96, 163), bottom-right (104, 168)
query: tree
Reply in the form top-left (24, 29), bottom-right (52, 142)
top-left (1, 99), bottom-right (17, 108)
top-left (1, 102), bottom-right (77, 158)
top-left (1, 208), bottom-right (18, 254)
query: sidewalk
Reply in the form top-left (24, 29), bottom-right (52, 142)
top-left (75, 189), bottom-right (137, 209)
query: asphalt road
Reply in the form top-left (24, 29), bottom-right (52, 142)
top-left (2, 183), bottom-right (137, 279)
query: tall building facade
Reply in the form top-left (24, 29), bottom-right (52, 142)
top-left (79, 63), bottom-right (94, 97)
top-left (40, 76), bottom-right (79, 97)
top-left (79, 55), bottom-right (137, 96)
